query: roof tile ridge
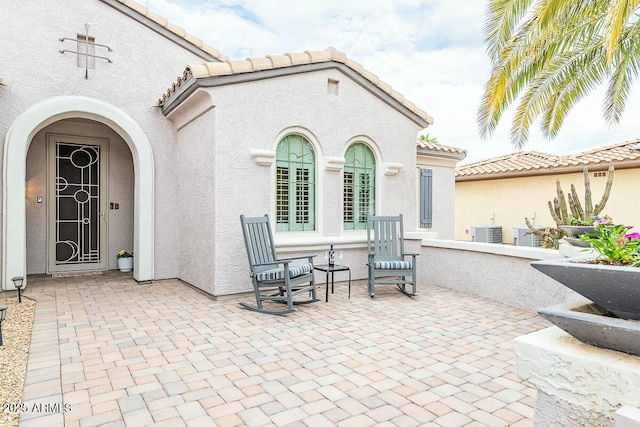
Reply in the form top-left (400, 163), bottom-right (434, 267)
top-left (457, 152), bottom-right (522, 170)
top-left (574, 138), bottom-right (640, 164)
top-left (159, 45), bottom-right (434, 124)
top-left (265, 54), bottom-right (293, 68)
top-left (159, 67), bottom-right (195, 105)
top-left (417, 140), bottom-right (466, 154)
top-left (572, 138), bottom-right (640, 158)
top-left (285, 51), bottom-right (313, 66)
top-left (525, 150), bottom-right (558, 159)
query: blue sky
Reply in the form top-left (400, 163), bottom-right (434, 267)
top-left (146, 0), bottom-right (640, 163)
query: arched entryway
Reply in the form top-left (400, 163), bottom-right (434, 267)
top-left (3, 96), bottom-right (154, 288)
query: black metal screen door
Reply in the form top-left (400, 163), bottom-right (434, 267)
top-left (52, 141), bottom-right (104, 268)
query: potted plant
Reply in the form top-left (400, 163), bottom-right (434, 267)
top-left (531, 217), bottom-right (640, 355)
top-left (524, 163), bottom-right (614, 248)
top-left (117, 250), bottom-right (133, 272)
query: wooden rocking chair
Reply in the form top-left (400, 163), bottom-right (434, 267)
top-left (367, 214), bottom-right (418, 297)
top-left (240, 214), bottom-right (319, 314)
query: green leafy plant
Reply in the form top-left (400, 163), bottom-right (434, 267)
top-left (570, 217), bottom-right (595, 226)
top-left (579, 218), bottom-right (640, 266)
top-left (117, 250), bottom-right (133, 258)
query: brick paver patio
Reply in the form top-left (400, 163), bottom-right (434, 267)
top-left (18, 272), bottom-right (547, 426)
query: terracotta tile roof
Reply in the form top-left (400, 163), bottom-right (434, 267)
top-left (456, 138), bottom-right (640, 179)
top-left (159, 47), bottom-right (434, 125)
top-left (417, 139), bottom-right (467, 157)
top-left (113, 0), bottom-right (229, 62)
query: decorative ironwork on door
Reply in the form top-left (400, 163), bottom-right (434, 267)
top-left (54, 142), bottom-right (102, 265)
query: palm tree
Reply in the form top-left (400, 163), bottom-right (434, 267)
top-left (418, 133), bottom-right (440, 144)
top-left (478, 0), bottom-right (640, 149)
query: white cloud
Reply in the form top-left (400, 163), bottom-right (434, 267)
top-left (145, 0), bottom-right (640, 164)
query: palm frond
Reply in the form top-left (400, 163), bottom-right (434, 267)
top-left (604, 20), bottom-right (640, 122)
top-left (508, 43), bottom-right (605, 146)
top-left (537, 0), bottom-right (574, 29)
top-left (604, 0), bottom-right (640, 63)
top-left (477, 0), bottom-right (630, 147)
top-left (483, 0), bottom-right (535, 60)
top-left (543, 47), bottom-right (609, 138)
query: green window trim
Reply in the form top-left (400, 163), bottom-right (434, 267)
top-left (343, 143), bottom-right (375, 230)
top-left (276, 135), bottom-right (316, 231)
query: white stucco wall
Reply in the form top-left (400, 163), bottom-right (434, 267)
top-left (419, 239), bottom-right (576, 312)
top-left (175, 110), bottom-right (218, 294)
top-left (516, 327), bottom-right (640, 426)
top-left (416, 158), bottom-right (458, 239)
top-left (173, 69), bottom-right (424, 295)
top-left (26, 119), bottom-right (133, 274)
top-left (0, 0), bottom-right (208, 279)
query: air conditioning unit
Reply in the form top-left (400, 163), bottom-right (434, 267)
top-left (513, 226), bottom-right (544, 247)
top-left (470, 226), bottom-right (503, 243)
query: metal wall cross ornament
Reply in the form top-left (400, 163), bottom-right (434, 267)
top-left (59, 23), bottom-right (112, 79)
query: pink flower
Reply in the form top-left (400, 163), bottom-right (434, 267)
top-left (594, 216), bottom-right (613, 226)
top-left (626, 232), bottom-right (640, 240)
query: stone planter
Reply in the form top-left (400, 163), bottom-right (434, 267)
top-left (558, 226), bottom-right (595, 247)
top-left (538, 301), bottom-right (640, 356)
top-left (531, 257), bottom-right (640, 320)
top-left (558, 225), bottom-right (596, 237)
top-left (117, 257), bottom-right (133, 272)
top-left (559, 225), bottom-right (632, 247)
top-left (562, 237), bottom-right (591, 247)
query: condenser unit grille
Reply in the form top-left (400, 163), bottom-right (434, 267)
top-left (471, 226), bottom-right (503, 243)
top-left (513, 227), bottom-right (544, 247)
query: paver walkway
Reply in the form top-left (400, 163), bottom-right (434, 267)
top-left (18, 272), bottom-right (547, 426)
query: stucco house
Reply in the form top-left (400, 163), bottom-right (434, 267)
top-left (455, 139), bottom-right (640, 245)
top-left (1, 0), bottom-right (465, 296)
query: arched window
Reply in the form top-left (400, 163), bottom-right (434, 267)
top-left (276, 134), bottom-right (316, 231)
top-left (343, 143), bottom-right (375, 229)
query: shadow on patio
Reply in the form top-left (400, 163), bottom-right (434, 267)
top-left (19, 272), bottom-right (546, 426)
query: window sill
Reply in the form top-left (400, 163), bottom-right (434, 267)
top-left (275, 232), bottom-right (368, 253)
top-left (275, 230), bottom-right (425, 253)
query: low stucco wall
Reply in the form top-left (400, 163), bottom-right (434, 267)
top-left (515, 327), bottom-right (640, 426)
top-left (418, 239), bottom-right (577, 312)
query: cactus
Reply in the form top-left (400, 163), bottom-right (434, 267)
top-left (548, 163), bottom-right (614, 226)
top-left (524, 217), bottom-right (564, 249)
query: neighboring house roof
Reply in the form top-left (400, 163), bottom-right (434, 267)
top-left (100, 0), bottom-right (229, 62)
top-left (456, 139), bottom-right (640, 181)
top-left (159, 47), bottom-right (434, 127)
top-left (417, 139), bottom-right (467, 160)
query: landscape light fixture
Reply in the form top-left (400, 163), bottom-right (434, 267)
top-left (11, 276), bottom-right (23, 303)
top-left (0, 306), bottom-right (7, 346)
